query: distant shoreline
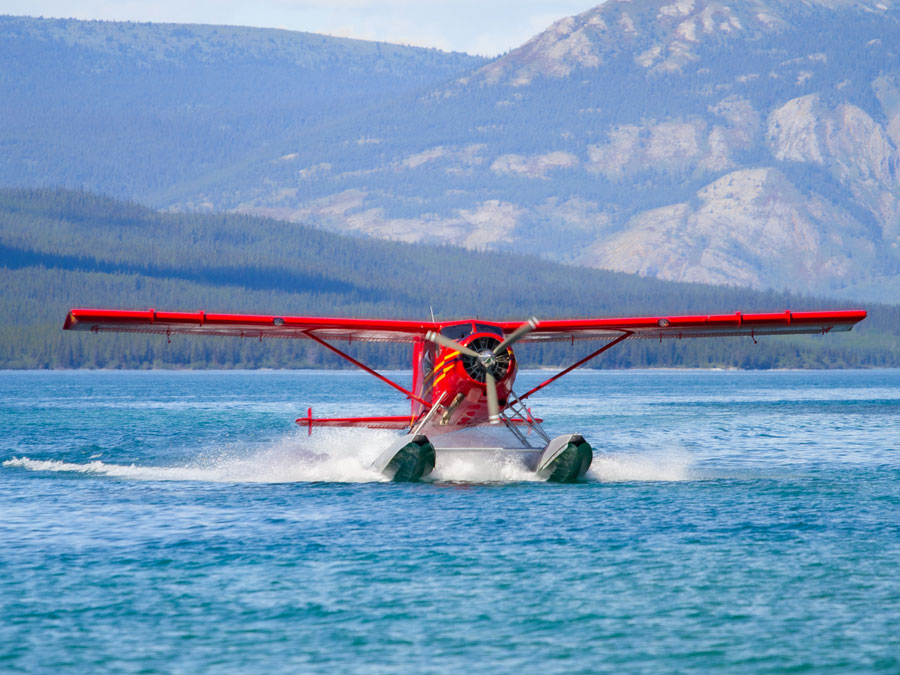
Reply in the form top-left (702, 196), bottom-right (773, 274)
top-left (1, 366), bottom-right (888, 373)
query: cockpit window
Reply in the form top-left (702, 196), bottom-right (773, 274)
top-left (441, 323), bottom-right (503, 342)
top-left (474, 323), bottom-right (504, 337)
top-left (440, 324), bottom-right (471, 341)
top-left (440, 323), bottom-right (504, 341)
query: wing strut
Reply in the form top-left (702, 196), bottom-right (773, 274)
top-left (518, 331), bottom-right (633, 402)
top-left (303, 331), bottom-right (432, 409)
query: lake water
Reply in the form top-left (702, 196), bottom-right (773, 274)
top-left (2, 369), bottom-right (899, 672)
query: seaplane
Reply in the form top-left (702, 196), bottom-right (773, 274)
top-left (64, 307), bottom-right (866, 482)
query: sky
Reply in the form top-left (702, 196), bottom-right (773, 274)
top-left (0, 0), bottom-right (598, 56)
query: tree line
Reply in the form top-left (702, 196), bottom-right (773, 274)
top-left (1, 187), bottom-right (896, 370)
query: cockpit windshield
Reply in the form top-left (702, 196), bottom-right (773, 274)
top-left (440, 323), bottom-right (504, 341)
top-left (475, 324), bottom-right (503, 337)
top-left (440, 324), bottom-right (471, 341)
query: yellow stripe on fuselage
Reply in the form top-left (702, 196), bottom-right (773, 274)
top-left (435, 351), bottom-right (459, 369)
top-left (425, 351), bottom-right (459, 386)
top-left (433, 363), bottom-right (456, 387)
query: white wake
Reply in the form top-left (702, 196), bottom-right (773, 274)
top-left (588, 446), bottom-right (696, 482)
top-left (3, 429), bottom-right (394, 484)
top-left (5, 433), bottom-right (699, 485)
top-left (431, 454), bottom-right (542, 483)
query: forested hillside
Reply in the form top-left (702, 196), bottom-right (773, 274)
top-left (1, 188), bottom-right (895, 370)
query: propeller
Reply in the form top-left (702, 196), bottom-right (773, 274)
top-left (425, 318), bottom-right (539, 423)
top-left (495, 317), bottom-right (539, 354)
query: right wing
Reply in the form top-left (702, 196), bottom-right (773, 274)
top-left (64, 308), bottom-right (437, 343)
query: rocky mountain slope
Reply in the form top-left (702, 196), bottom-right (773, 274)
top-left (190, 0), bottom-right (900, 302)
top-left (3, 4), bottom-right (900, 302)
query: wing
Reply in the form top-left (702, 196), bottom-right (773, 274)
top-left (500, 310), bottom-right (867, 342)
top-left (64, 308), bottom-right (867, 344)
top-left (64, 309), bottom-right (437, 343)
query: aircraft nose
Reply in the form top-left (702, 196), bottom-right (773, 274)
top-left (478, 350), bottom-right (496, 369)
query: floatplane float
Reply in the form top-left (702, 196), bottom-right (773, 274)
top-left (65, 308), bottom-right (866, 482)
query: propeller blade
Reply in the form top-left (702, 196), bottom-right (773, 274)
top-left (485, 371), bottom-right (501, 424)
top-left (425, 331), bottom-right (479, 358)
top-left (493, 317), bottom-right (539, 355)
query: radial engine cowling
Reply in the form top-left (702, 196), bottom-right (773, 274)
top-left (459, 334), bottom-right (514, 385)
top-left (425, 318), bottom-right (537, 424)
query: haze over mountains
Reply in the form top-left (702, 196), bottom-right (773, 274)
top-left (3, 1), bottom-right (900, 303)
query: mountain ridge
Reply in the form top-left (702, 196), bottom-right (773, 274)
top-left (3, 6), bottom-right (900, 302)
top-left (461, 0), bottom-right (896, 88)
top-left (184, 0), bottom-right (900, 302)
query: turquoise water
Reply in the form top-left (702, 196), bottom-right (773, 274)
top-left (2, 369), bottom-right (900, 673)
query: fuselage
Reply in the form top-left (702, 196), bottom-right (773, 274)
top-left (412, 320), bottom-right (518, 429)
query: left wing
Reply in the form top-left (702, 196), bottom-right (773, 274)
top-left (64, 309), bottom-right (436, 343)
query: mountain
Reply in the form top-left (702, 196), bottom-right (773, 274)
top-left (3, 5), bottom-right (900, 302)
top-left (218, 0), bottom-right (900, 303)
top-left (3, 188), bottom-right (895, 370)
top-left (0, 16), bottom-right (485, 197)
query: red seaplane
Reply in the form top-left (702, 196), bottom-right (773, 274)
top-left (64, 308), bottom-right (866, 482)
